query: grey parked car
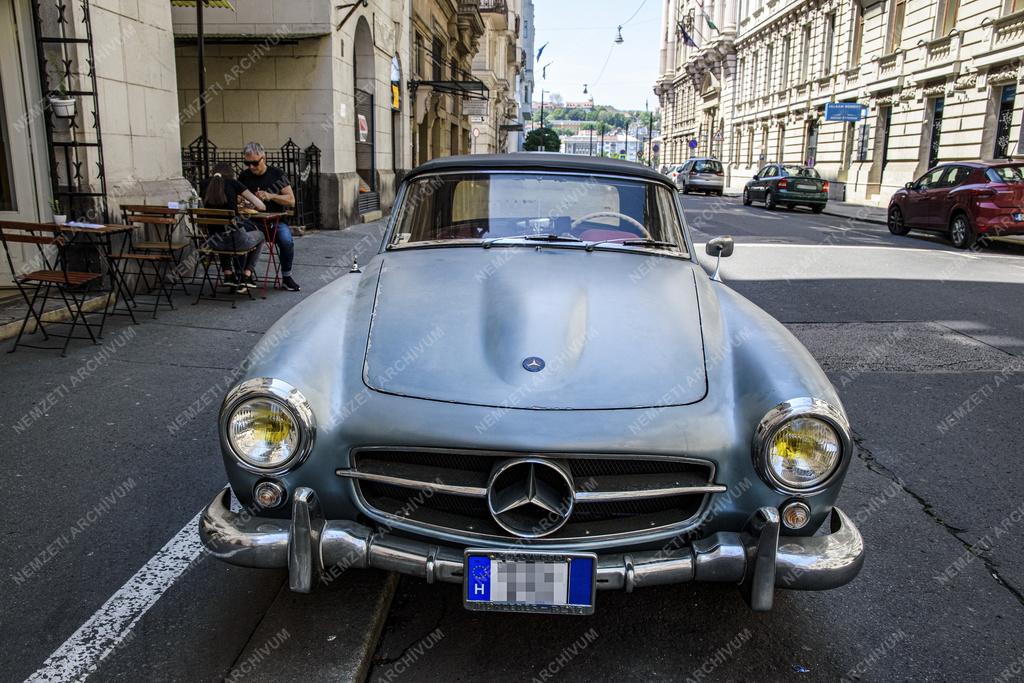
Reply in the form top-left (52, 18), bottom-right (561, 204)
top-left (201, 154), bottom-right (863, 615)
top-left (676, 157), bottom-right (725, 195)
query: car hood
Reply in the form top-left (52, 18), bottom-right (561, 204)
top-left (362, 247), bottom-right (708, 410)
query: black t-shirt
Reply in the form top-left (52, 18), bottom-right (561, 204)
top-left (200, 177), bottom-right (246, 212)
top-left (239, 166), bottom-right (291, 214)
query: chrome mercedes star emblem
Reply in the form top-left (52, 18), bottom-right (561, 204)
top-left (487, 458), bottom-right (575, 538)
top-left (522, 356), bottom-right (546, 372)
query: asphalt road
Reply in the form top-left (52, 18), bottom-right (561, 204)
top-left (2, 198), bottom-right (1023, 683)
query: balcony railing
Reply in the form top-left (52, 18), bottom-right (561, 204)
top-left (480, 0), bottom-right (508, 12)
top-left (991, 10), bottom-right (1024, 49)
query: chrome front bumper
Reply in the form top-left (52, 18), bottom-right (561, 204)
top-left (200, 486), bottom-right (864, 611)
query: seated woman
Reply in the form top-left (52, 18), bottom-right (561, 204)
top-left (201, 163), bottom-right (266, 292)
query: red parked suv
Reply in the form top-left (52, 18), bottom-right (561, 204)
top-left (887, 161), bottom-right (1024, 248)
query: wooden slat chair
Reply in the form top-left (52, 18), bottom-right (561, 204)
top-left (188, 208), bottom-right (256, 308)
top-left (0, 221), bottom-right (103, 356)
top-left (121, 205), bottom-right (190, 297)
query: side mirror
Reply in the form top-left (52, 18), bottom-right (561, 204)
top-left (706, 236), bottom-right (735, 258)
top-left (706, 236), bottom-right (734, 283)
top-left (904, 182), bottom-right (916, 191)
top-left (752, 174), bottom-right (760, 181)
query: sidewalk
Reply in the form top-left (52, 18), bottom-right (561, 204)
top-left (821, 200), bottom-right (889, 226)
top-left (1, 219), bottom-right (392, 683)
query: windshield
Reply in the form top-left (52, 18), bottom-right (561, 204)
top-left (390, 172), bottom-right (687, 254)
top-left (693, 160), bottom-right (722, 173)
top-left (782, 165), bottom-right (820, 178)
top-left (987, 166), bottom-right (1024, 183)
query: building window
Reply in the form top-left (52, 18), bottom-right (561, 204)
top-left (414, 33), bottom-right (425, 78)
top-left (766, 45), bottom-right (774, 94)
top-left (747, 128), bottom-right (754, 165)
top-left (850, 3), bottom-right (865, 67)
top-left (781, 36), bottom-right (791, 89)
top-left (886, 0), bottom-right (906, 54)
top-left (738, 57), bottom-right (746, 102)
top-left (431, 36), bottom-right (445, 81)
top-left (928, 97), bottom-right (944, 168)
top-left (1011, 0), bottom-right (1024, 13)
top-left (777, 123), bottom-right (786, 162)
top-left (805, 119), bottom-right (819, 165)
top-left (994, 84), bottom-right (1017, 158)
top-left (752, 53), bottom-right (760, 99)
top-left (823, 13), bottom-right (836, 76)
top-left (937, 0), bottom-right (960, 36)
top-left (880, 105), bottom-right (893, 167)
top-left (800, 24), bottom-right (812, 79)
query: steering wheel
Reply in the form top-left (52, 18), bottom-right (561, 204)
top-left (570, 211), bottom-right (651, 238)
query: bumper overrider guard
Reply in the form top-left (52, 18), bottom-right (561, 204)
top-left (200, 486), bottom-right (864, 611)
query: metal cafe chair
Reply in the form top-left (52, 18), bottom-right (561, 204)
top-left (121, 205), bottom-right (190, 296)
top-left (0, 221), bottom-right (103, 356)
top-left (187, 208), bottom-right (257, 309)
top-left (112, 206), bottom-right (185, 319)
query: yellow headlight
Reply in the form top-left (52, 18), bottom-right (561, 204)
top-left (227, 398), bottom-right (300, 469)
top-left (766, 417), bottom-right (841, 489)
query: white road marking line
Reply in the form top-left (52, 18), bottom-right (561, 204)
top-left (25, 511), bottom-right (205, 683)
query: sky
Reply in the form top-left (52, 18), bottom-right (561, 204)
top-left (532, 0), bottom-right (662, 112)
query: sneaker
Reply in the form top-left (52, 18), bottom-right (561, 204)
top-left (222, 272), bottom-right (239, 286)
top-left (282, 276), bottom-right (301, 292)
top-left (234, 284), bottom-right (248, 294)
top-left (242, 273), bottom-right (258, 289)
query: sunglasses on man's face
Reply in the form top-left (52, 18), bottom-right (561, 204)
top-left (244, 158), bottom-right (264, 167)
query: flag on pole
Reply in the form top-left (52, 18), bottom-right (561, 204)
top-left (677, 21), bottom-right (698, 48)
top-left (536, 42), bottom-right (548, 61)
top-left (695, 0), bottom-right (720, 32)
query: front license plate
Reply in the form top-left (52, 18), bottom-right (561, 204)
top-left (1013, 212), bottom-right (1024, 222)
top-left (463, 550), bottom-right (596, 615)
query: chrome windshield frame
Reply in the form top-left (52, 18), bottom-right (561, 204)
top-left (383, 169), bottom-right (693, 259)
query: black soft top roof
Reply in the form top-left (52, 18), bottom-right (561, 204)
top-left (405, 152), bottom-right (670, 185)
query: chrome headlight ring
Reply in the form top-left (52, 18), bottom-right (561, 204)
top-left (751, 397), bottom-right (852, 496)
top-left (219, 377), bottom-right (317, 475)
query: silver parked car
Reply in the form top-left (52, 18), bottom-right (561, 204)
top-left (201, 154), bottom-right (863, 615)
top-left (677, 157), bottom-right (725, 195)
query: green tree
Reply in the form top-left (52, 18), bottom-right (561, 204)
top-left (524, 127), bottom-right (561, 152)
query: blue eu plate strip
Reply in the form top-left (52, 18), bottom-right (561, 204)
top-left (466, 555), bottom-right (490, 602)
top-left (567, 557), bottom-right (593, 606)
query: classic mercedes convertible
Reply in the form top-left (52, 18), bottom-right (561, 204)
top-left (201, 154), bottom-right (864, 614)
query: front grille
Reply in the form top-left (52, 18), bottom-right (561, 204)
top-left (341, 447), bottom-right (721, 544)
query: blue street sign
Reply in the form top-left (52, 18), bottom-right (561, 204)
top-left (688, 138), bottom-right (698, 149)
top-left (825, 102), bottom-right (867, 122)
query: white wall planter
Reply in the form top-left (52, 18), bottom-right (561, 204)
top-left (49, 96), bottom-right (76, 119)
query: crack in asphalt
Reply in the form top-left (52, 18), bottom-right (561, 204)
top-left (933, 322), bottom-right (1021, 359)
top-left (852, 432), bottom-right (1024, 608)
top-left (370, 587), bottom-right (449, 672)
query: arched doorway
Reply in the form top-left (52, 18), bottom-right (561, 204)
top-left (353, 17), bottom-right (377, 212)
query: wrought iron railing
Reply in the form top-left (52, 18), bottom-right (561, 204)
top-left (181, 138), bottom-right (321, 230)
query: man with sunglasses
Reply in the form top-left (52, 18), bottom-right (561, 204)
top-left (238, 141), bottom-right (300, 291)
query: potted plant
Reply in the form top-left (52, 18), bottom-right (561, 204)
top-left (52, 199), bottom-right (66, 225)
top-left (48, 84), bottom-right (76, 119)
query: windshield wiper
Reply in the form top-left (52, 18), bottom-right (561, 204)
top-left (483, 233), bottom-right (582, 248)
top-left (585, 238), bottom-right (679, 251)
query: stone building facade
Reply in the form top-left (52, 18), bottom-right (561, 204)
top-left (172, 0), bottom-right (413, 227)
top-left (470, 0), bottom-right (532, 153)
top-left (408, 0), bottom-right (489, 165)
top-left (656, 0), bottom-right (1024, 203)
top-left (0, 0), bottom-right (191, 285)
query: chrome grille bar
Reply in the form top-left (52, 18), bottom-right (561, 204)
top-left (337, 452), bottom-right (726, 503)
top-left (336, 461), bottom-right (488, 498)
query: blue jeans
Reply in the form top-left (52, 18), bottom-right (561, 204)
top-left (272, 222), bottom-right (295, 276)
